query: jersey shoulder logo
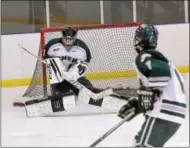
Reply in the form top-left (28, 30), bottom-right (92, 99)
top-left (140, 53), bottom-right (151, 63)
top-left (53, 48), bottom-right (60, 52)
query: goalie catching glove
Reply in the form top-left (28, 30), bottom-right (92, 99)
top-left (118, 87), bottom-right (160, 120)
top-left (67, 61), bottom-right (88, 81)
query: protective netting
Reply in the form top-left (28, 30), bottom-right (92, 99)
top-left (23, 23), bottom-right (141, 99)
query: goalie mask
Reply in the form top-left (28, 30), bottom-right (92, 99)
top-left (134, 24), bottom-right (159, 53)
top-left (62, 27), bottom-right (78, 46)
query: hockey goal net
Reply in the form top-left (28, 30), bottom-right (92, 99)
top-left (14, 22), bottom-right (141, 114)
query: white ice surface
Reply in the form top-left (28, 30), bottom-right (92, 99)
top-left (1, 74), bottom-right (189, 147)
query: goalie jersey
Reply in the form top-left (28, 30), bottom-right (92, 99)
top-left (44, 38), bottom-right (92, 70)
top-left (135, 49), bottom-right (187, 124)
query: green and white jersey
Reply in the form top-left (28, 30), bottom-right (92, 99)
top-left (135, 49), bottom-right (187, 124)
top-left (44, 38), bottom-right (92, 70)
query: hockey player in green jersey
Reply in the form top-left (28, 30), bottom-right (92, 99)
top-left (118, 24), bottom-right (187, 147)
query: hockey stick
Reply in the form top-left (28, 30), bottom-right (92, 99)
top-left (18, 43), bottom-right (113, 100)
top-left (25, 91), bottom-right (74, 105)
top-left (18, 43), bottom-right (47, 65)
top-left (89, 108), bottom-right (136, 147)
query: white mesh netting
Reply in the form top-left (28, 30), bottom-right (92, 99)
top-left (23, 23), bottom-right (140, 99)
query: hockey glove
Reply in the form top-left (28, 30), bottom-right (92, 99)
top-left (118, 88), bottom-right (160, 120)
top-left (137, 88), bottom-right (159, 113)
top-left (118, 97), bottom-right (139, 121)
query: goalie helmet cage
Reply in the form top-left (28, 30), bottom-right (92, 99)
top-left (14, 22), bottom-right (141, 115)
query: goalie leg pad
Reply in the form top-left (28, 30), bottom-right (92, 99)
top-left (89, 96), bottom-right (129, 111)
top-left (101, 96), bottom-right (129, 111)
top-left (25, 94), bottom-right (76, 117)
top-left (78, 89), bottom-right (129, 111)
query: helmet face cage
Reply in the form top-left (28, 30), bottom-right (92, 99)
top-left (62, 27), bottom-right (78, 46)
top-left (134, 24), bottom-right (159, 50)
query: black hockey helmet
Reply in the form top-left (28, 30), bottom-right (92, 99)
top-left (134, 24), bottom-right (159, 53)
top-left (61, 27), bottom-right (78, 46)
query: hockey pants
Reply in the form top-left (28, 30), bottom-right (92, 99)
top-left (133, 115), bottom-right (181, 147)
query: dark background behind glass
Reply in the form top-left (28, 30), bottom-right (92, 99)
top-left (1, 0), bottom-right (187, 35)
top-left (2, 0), bottom-right (46, 35)
top-left (49, 1), bottom-right (100, 27)
top-left (136, 1), bottom-right (185, 24)
top-left (103, 1), bottom-right (133, 24)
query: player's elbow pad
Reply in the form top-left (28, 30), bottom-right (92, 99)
top-left (148, 61), bottom-right (171, 88)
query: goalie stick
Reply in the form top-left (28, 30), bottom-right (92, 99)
top-left (18, 43), bottom-right (48, 65)
top-left (18, 43), bottom-right (113, 100)
top-left (89, 107), bottom-right (136, 147)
